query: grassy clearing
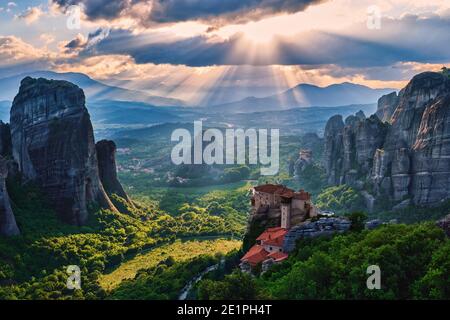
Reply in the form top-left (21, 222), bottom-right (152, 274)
top-left (99, 238), bottom-right (242, 291)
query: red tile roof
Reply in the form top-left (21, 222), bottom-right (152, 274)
top-left (253, 184), bottom-right (311, 200)
top-left (256, 227), bottom-right (287, 247)
top-left (276, 188), bottom-right (295, 198)
top-left (253, 184), bottom-right (287, 194)
top-left (240, 245), bottom-right (268, 266)
top-left (267, 251), bottom-right (289, 262)
top-left (241, 244), bottom-right (290, 266)
top-left (293, 190), bottom-right (311, 200)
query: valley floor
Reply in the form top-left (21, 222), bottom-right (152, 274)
top-left (99, 238), bottom-right (241, 291)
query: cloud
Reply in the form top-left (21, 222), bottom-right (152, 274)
top-left (64, 28), bottom-right (110, 53)
top-left (17, 7), bottom-right (44, 24)
top-left (148, 0), bottom-right (325, 25)
top-left (64, 33), bottom-right (87, 51)
top-left (0, 36), bottom-right (56, 76)
top-left (6, 1), bottom-right (16, 13)
top-left (40, 33), bottom-right (56, 46)
top-left (0, 36), bottom-right (47, 64)
top-left (70, 13), bottom-right (450, 67)
top-left (52, 0), bottom-right (325, 27)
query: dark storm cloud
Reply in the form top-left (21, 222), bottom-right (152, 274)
top-left (148, 0), bottom-right (324, 24)
top-left (52, 0), bottom-right (324, 25)
top-left (65, 28), bottom-right (110, 52)
top-left (65, 35), bottom-right (86, 50)
top-left (53, 0), bottom-right (129, 20)
top-left (79, 29), bottom-right (234, 66)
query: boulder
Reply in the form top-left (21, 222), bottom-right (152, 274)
top-left (436, 214), bottom-right (450, 237)
top-left (365, 219), bottom-right (382, 230)
top-left (261, 258), bottom-right (275, 273)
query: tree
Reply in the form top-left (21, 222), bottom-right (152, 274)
top-left (206, 202), bottom-right (227, 216)
top-left (316, 185), bottom-right (365, 214)
top-left (345, 211), bottom-right (368, 232)
top-left (197, 271), bottom-right (257, 300)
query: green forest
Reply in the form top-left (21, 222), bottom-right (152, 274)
top-left (197, 223), bottom-right (450, 300)
top-left (0, 178), bottom-right (245, 299)
top-left (1, 130), bottom-right (449, 300)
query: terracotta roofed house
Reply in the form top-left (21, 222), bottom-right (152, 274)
top-left (241, 227), bottom-right (288, 267)
top-left (240, 245), bottom-right (269, 267)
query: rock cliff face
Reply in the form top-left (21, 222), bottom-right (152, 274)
top-left (0, 122), bottom-right (12, 157)
top-left (375, 91), bottom-right (398, 122)
top-left (0, 157), bottom-right (20, 236)
top-left (96, 139), bottom-right (131, 203)
top-left (10, 77), bottom-right (117, 225)
top-left (323, 72), bottom-right (450, 209)
top-left (323, 111), bottom-right (387, 186)
top-left (323, 115), bottom-right (345, 184)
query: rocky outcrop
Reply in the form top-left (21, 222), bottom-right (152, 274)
top-left (409, 94), bottom-right (450, 204)
top-left (323, 72), bottom-right (450, 209)
top-left (289, 132), bottom-right (322, 177)
top-left (292, 149), bottom-right (313, 178)
top-left (96, 140), bottom-right (131, 203)
top-left (323, 115), bottom-right (345, 184)
top-left (375, 91), bottom-right (398, 122)
top-left (283, 217), bottom-right (351, 252)
top-left (10, 77), bottom-right (117, 225)
top-left (355, 115), bottom-right (387, 172)
top-left (436, 214), bottom-right (450, 237)
top-left (0, 122), bottom-right (12, 157)
top-left (0, 157), bottom-right (19, 236)
top-left (323, 112), bottom-right (386, 186)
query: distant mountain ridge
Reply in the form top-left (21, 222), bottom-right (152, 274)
top-left (0, 71), bottom-right (185, 107)
top-left (211, 82), bottom-right (395, 113)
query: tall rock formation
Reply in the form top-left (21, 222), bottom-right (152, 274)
top-left (323, 115), bottom-right (345, 184)
top-left (323, 111), bottom-right (386, 186)
top-left (10, 77), bottom-right (117, 225)
top-left (0, 122), bottom-right (12, 157)
top-left (375, 91), bottom-right (399, 123)
top-left (323, 71), bottom-right (450, 209)
top-left (96, 139), bottom-right (131, 203)
top-left (0, 157), bottom-right (20, 236)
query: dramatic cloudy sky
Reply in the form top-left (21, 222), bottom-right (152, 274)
top-left (0, 0), bottom-right (449, 105)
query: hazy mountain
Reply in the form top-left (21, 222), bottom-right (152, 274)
top-left (211, 82), bottom-right (395, 113)
top-left (0, 71), bottom-right (185, 107)
top-left (88, 100), bottom-right (186, 125)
